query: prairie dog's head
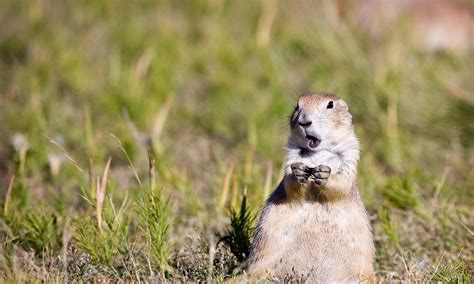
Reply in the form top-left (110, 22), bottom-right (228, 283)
top-left (289, 93), bottom-right (354, 152)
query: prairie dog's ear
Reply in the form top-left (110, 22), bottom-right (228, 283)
top-left (337, 100), bottom-right (349, 111)
top-left (337, 99), bottom-right (353, 125)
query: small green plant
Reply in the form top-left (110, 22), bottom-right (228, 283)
top-left (136, 151), bottom-right (172, 272)
top-left (137, 188), bottom-right (171, 272)
top-left (21, 210), bottom-right (62, 253)
top-left (74, 197), bottom-right (130, 265)
top-left (219, 194), bottom-right (256, 262)
top-left (74, 159), bottom-right (130, 265)
top-left (3, 207), bottom-right (62, 254)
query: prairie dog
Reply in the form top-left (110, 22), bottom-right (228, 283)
top-left (248, 93), bottom-right (374, 282)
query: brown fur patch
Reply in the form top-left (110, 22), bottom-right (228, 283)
top-left (298, 93), bottom-right (339, 110)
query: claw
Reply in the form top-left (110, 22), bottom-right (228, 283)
top-left (291, 162), bottom-right (305, 171)
top-left (306, 164), bottom-right (331, 187)
top-left (312, 171), bottom-right (330, 179)
top-left (313, 165), bottom-right (331, 173)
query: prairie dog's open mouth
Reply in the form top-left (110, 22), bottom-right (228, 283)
top-left (306, 135), bottom-right (321, 149)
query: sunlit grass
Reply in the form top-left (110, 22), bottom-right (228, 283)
top-left (0, 0), bottom-right (472, 281)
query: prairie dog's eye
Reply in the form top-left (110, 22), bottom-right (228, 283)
top-left (327, 101), bottom-right (334, 109)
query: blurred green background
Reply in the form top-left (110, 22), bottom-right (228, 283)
top-left (0, 0), bottom-right (472, 281)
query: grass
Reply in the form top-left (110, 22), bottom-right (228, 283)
top-left (0, 0), bottom-right (473, 281)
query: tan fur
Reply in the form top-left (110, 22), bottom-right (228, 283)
top-left (298, 93), bottom-right (338, 109)
top-left (248, 93), bottom-right (374, 282)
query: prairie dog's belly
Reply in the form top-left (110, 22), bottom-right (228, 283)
top-left (253, 202), bottom-right (371, 277)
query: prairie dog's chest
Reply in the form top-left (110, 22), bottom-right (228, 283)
top-left (298, 150), bottom-right (343, 173)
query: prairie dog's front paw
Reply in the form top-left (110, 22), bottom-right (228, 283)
top-left (291, 162), bottom-right (312, 184)
top-left (310, 165), bottom-right (331, 187)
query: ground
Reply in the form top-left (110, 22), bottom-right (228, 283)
top-left (0, 0), bottom-right (473, 282)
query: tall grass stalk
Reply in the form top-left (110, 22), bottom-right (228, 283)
top-left (3, 176), bottom-right (15, 216)
top-left (219, 161), bottom-right (236, 210)
top-left (256, 0), bottom-right (278, 47)
top-left (96, 158), bottom-right (111, 232)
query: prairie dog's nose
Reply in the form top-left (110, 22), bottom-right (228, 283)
top-left (298, 119), bottom-right (312, 127)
